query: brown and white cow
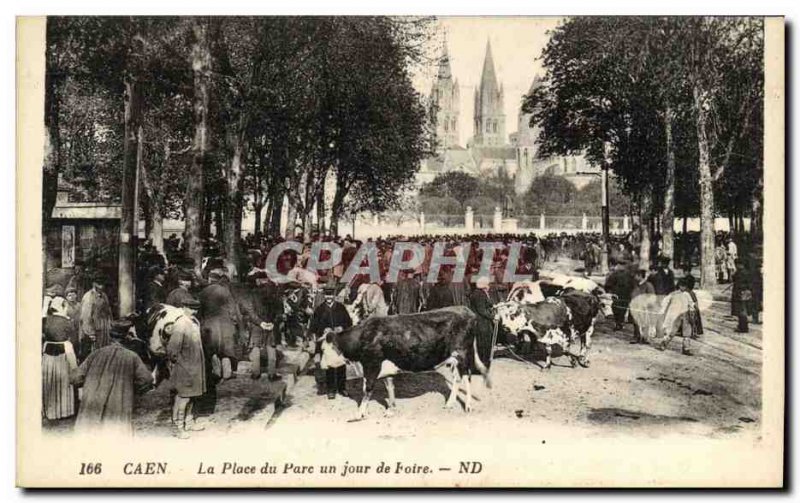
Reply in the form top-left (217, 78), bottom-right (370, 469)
top-left (332, 306), bottom-right (491, 419)
top-left (494, 289), bottom-right (604, 369)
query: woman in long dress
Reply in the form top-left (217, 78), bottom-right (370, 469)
top-left (42, 296), bottom-right (79, 420)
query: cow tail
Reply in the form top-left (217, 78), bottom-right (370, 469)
top-left (472, 336), bottom-right (492, 389)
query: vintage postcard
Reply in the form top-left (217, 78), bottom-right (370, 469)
top-left (16, 15), bottom-right (784, 488)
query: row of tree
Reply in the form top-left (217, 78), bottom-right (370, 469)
top-left (417, 171), bottom-right (631, 218)
top-left (44, 17), bottom-right (435, 311)
top-left (525, 17), bottom-right (764, 286)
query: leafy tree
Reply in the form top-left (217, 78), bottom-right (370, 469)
top-left (419, 171), bottom-right (479, 207)
top-left (418, 196), bottom-right (462, 219)
top-left (522, 174), bottom-right (577, 215)
top-left (575, 178), bottom-right (632, 217)
top-left (527, 17), bottom-right (763, 284)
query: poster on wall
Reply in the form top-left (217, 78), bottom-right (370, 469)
top-left (61, 225), bottom-right (75, 268)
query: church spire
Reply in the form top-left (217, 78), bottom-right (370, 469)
top-left (437, 36), bottom-right (452, 80)
top-left (429, 30), bottom-right (460, 150)
top-left (479, 39), bottom-right (499, 94)
top-left (473, 38), bottom-right (506, 147)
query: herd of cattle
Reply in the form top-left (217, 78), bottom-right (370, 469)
top-left (135, 274), bottom-right (616, 420)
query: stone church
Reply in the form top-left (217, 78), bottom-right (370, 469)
top-left (417, 39), bottom-right (599, 193)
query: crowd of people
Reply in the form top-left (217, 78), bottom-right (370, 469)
top-left (41, 228), bottom-right (763, 437)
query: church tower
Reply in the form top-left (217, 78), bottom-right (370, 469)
top-left (430, 40), bottom-right (460, 151)
top-left (473, 40), bottom-right (506, 147)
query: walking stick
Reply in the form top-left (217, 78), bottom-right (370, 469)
top-left (489, 319), bottom-right (499, 364)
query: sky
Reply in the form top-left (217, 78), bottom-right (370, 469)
top-left (412, 16), bottom-right (564, 147)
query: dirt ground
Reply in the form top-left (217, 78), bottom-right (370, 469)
top-left (262, 260), bottom-right (762, 444)
top-left (45, 259), bottom-right (763, 443)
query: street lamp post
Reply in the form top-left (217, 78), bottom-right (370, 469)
top-left (577, 142), bottom-right (612, 276)
top-left (600, 141), bottom-right (612, 275)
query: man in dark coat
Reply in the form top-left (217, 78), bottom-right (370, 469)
top-left (237, 271), bottom-right (282, 380)
top-left (731, 259), bottom-right (753, 333)
top-left (79, 275), bottom-right (113, 355)
top-left (71, 320), bottom-right (154, 437)
top-left (165, 298), bottom-right (207, 439)
top-left (648, 256), bottom-right (676, 296)
top-left (425, 273), bottom-right (456, 311)
top-left (605, 263), bottom-right (637, 331)
top-left (468, 277), bottom-right (496, 367)
top-left (392, 271), bottom-right (420, 314)
top-left (198, 270), bottom-right (240, 380)
top-left (309, 285), bottom-right (353, 398)
top-left (166, 270), bottom-right (195, 308)
top-left (145, 266), bottom-right (168, 309)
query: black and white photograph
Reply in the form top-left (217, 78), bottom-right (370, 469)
top-left (15, 13), bottom-right (784, 488)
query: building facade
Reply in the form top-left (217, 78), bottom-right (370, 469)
top-left (512, 75), bottom-right (599, 194)
top-left (430, 43), bottom-right (461, 151)
top-left (417, 38), bottom-right (598, 193)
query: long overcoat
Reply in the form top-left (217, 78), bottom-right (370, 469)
top-left (199, 283), bottom-right (240, 360)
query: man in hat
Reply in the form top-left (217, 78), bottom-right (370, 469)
top-left (64, 286), bottom-right (82, 350)
top-left (144, 266), bottom-right (167, 309)
top-left (469, 276), bottom-right (496, 362)
top-left (425, 268), bottom-right (456, 311)
top-left (71, 320), bottom-right (154, 436)
top-left (237, 270), bottom-right (281, 381)
top-left (66, 261), bottom-right (87, 301)
top-left (731, 258), bottom-right (753, 333)
top-left (648, 256), bottom-right (676, 296)
top-left (166, 270), bottom-right (196, 308)
top-left (392, 270), bottom-right (421, 315)
top-left (198, 269), bottom-right (240, 380)
top-left (165, 298), bottom-right (207, 439)
top-left (309, 285), bottom-right (352, 399)
top-left (80, 274), bottom-right (113, 353)
top-left (604, 262), bottom-right (637, 331)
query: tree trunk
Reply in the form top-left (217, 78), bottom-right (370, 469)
top-left (682, 215), bottom-right (688, 269)
top-left (214, 196), bottom-right (223, 239)
top-left (141, 142), bottom-right (165, 257)
top-left (118, 77), bottom-right (142, 316)
top-left (253, 202), bottom-right (263, 242)
top-left (694, 84), bottom-right (717, 288)
top-left (42, 48), bottom-right (60, 232)
top-left (202, 192), bottom-right (213, 240)
top-left (185, 18), bottom-right (211, 276)
top-left (150, 206), bottom-right (165, 256)
top-left (303, 211), bottom-right (313, 242)
top-left (223, 134), bottom-right (246, 279)
top-left (751, 175), bottom-right (763, 241)
top-left (661, 103), bottom-right (676, 266)
top-left (639, 193), bottom-right (652, 270)
top-left (268, 188), bottom-right (284, 238)
top-left (316, 187), bottom-right (326, 235)
top-left (141, 183), bottom-right (152, 240)
top-left (253, 175), bottom-right (264, 241)
top-left (329, 172), bottom-right (348, 238)
top-left (285, 200), bottom-right (297, 239)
